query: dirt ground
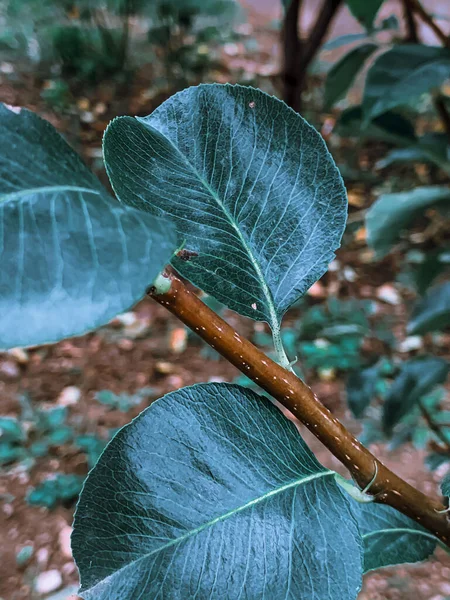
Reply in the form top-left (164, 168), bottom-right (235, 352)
top-left (1, 1), bottom-right (450, 599)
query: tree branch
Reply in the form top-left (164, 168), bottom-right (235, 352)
top-left (434, 95), bottom-right (450, 143)
top-left (402, 0), bottom-right (419, 43)
top-left (408, 0), bottom-right (450, 48)
top-left (282, 0), bottom-right (342, 111)
top-left (149, 271), bottom-right (450, 548)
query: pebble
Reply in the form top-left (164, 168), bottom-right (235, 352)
top-left (34, 570), bottom-right (62, 595)
top-left (59, 525), bottom-right (73, 558)
top-left (376, 284), bottom-right (401, 305)
top-left (440, 582), bottom-right (450, 594)
top-left (0, 360), bottom-right (20, 378)
top-left (36, 547), bottom-right (49, 567)
top-left (57, 386), bottom-right (81, 406)
top-left (397, 336), bottom-right (423, 352)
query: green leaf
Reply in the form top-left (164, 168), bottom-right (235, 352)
top-left (346, 363), bottom-right (380, 418)
top-left (0, 104), bottom-right (177, 350)
top-left (408, 281), bottom-right (450, 335)
top-left (73, 383), bottom-right (363, 599)
top-left (346, 0), bottom-right (384, 30)
top-left (336, 105), bottom-right (416, 145)
top-left (103, 84), bottom-right (347, 336)
top-left (363, 45), bottom-right (450, 121)
top-left (441, 473), bottom-right (450, 496)
top-left (382, 357), bottom-right (449, 433)
top-left (366, 186), bottom-right (450, 257)
top-left (325, 43), bottom-right (378, 109)
top-left (0, 416), bottom-right (25, 443)
top-left (351, 502), bottom-right (437, 572)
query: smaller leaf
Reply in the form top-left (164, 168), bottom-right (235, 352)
top-left (363, 44), bottom-right (450, 121)
top-left (325, 43), bottom-right (378, 109)
top-left (382, 357), bottom-right (449, 433)
top-left (441, 473), bottom-right (450, 497)
top-left (408, 281), bottom-right (450, 335)
top-left (351, 501), bottom-right (437, 572)
top-left (346, 363), bottom-right (380, 418)
top-left (337, 105), bottom-right (416, 145)
top-left (346, 0), bottom-right (385, 30)
top-left (366, 186), bottom-right (450, 257)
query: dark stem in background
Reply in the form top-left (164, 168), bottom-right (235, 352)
top-left (408, 0), bottom-right (450, 47)
top-left (149, 271), bottom-right (450, 548)
top-left (282, 0), bottom-right (342, 112)
top-left (401, 1), bottom-right (450, 162)
top-left (402, 0), bottom-right (419, 42)
top-left (419, 399), bottom-right (450, 454)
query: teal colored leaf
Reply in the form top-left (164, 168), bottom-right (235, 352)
top-left (351, 502), bottom-right (437, 572)
top-left (363, 45), bottom-right (450, 121)
top-left (366, 186), bottom-right (450, 257)
top-left (346, 0), bottom-right (384, 30)
top-left (73, 383), bottom-right (363, 599)
top-left (103, 84), bottom-right (347, 337)
top-left (0, 104), bottom-right (177, 350)
top-left (325, 43), bottom-right (378, 109)
top-left (0, 417), bottom-right (25, 443)
top-left (346, 363), bottom-right (380, 418)
top-left (441, 473), bottom-right (450, 496)
top-left (382, 357), bottom-right (449, 433)
top-left (408, 281), bottom-right (450, 335)
top-left (322, 33), bottom-right (369, 51)
top-left (336, 105), bottom-right (416, 145)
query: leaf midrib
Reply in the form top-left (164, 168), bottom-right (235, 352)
top-left (140, 119), bottom-right (281, 328)
top-left (0, 185), bottom-right (100, 203)
top-left (81, 469), bottom-right (334, 593)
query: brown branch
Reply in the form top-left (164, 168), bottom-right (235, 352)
top-left (409, 0), bottom-right (450, 48)
top-left (282, 0), bottom-right (303, 111)
top-left (302, 0), bottom-right (343, 68)
top-left (402, 0), bottom-right (419, 43)
top-left (419, 399), bottom-right (450, 454)
top-left (282, 0), bottom-right (342, 112)
top-left (149, 271), bottom-right (450, 548)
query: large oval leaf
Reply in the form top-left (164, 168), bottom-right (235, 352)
top-left (351, 502), bottom-right (437, 572)
top-left (104, 84), bottom-right (347, 332)
top-left (73, 383), bottom-right (363, 599)
top-left (363, 45), bottom-right (450, 121)
top-left (0, 104), bottom-right (176, 349)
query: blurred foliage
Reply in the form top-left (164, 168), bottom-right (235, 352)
top-left (0, 0), bottom-right (239, 84)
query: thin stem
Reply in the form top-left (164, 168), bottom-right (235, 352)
top-left (419, 399), bottom-right (450, 454)
top-left (402, 0), bottom-right (419, 43)
top-left (409, 0), bottom-right (450, 48)
top-left (271, 321), bottom-right (294, 372)
top-left (149, 271), bottom-right (450, 548)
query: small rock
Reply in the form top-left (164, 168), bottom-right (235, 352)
top-left (307, 281), bottom-right (325, 298)
top-left (342, 266), bottom-right (357, 282)
top-left (7, 347), bottom-right (29, 364)
top-left (35, 570), bottom-right (62, 595)
top-left (0, 62), bottom-right (14, 74)
top-left (62, 561), bottom-right (76, 575)
top-left (169, 328), bottom-right (187, 354)
top-left (155, 361), bottom-right (175, 375)
top-left (80, 111), bottom-right (94, 124)
top-left (328, 260), bottom-right (340, 272)
top-left (376, 284), bottom-right (401, 305)
top-left (36, 547), bottom-right (49, 567)
top-left (57, 386), bottom-right (81, 406)
top-left (208, 376), bottom-right (226, 383)
top-left (112, 312), bottom-right (137, 327)
top-left (3, 503), bottom-right (13, 517)
top-left (59, 525), bottom-right (73, 558)
top-left (397, 336), bottom-right (423, 352)
top-left (439, 582), bottom-right (450, 594)
top-left (0, 360), bottom-right (20, 379)
top-left (166, 375), bottom-right (184, 389)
